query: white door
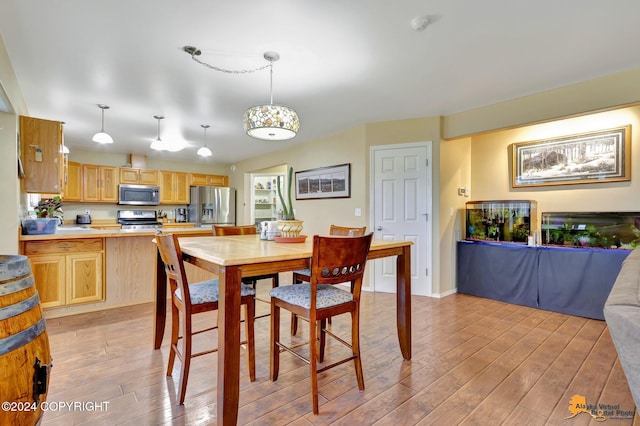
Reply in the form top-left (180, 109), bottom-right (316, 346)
top-left (370, 142), bottom-right (432, 296)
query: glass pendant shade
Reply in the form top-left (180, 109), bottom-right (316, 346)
top-left (243, 104), bottom-right (299, 140)
top-left (93, 104), bottom-right (113, 144)
top-left (197, 146), bottom-right (212, 157)
top-left (92, 131), bottom-right (113, 144)
top-left (150, 137), bottom-right (165, 151)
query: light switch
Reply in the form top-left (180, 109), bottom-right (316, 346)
top-left (355, 208), bottom-right (362, 217)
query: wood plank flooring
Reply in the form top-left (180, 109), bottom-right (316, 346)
top-left (40, 282), bottom-right (637, 425)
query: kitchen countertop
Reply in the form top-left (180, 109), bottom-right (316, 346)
top-left (19, 224), bottom-right (214, 241)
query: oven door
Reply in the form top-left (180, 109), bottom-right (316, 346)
top-left (118, 184), bottom-right (160, 205)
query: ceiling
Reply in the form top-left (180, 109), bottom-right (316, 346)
top-left (1, 1), bottom-right (640, 165)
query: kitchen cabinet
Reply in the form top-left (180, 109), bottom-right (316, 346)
top-left (82, 165), bottom-right (118, 202)
top-left (119, 167), bottom-right (159, 185)
top-left (24, 238), bottom-right (104, 309)
top-left (189, 173), bottom-right (228, 187)
top-left (159, 170), bottom-right (189, 204)
top-left (20, 116), bottom-right (64, 194)
top-left (63, 161), bottom-right (82, 201)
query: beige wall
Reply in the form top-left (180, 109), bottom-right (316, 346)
top-left (468, 106), bottom-right (640, 215)
top-left (0, 112), bottom-right (19, 254)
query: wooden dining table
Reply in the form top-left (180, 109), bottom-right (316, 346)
top-left (153, 234), bottom-right (412, 425)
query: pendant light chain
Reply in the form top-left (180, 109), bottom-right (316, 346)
top-left (186, 48), bottom-right (271, 75)
top-left (269, 61), bottom-right (274, 105)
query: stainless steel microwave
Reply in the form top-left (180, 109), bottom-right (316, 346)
top-left (118, 184), bottom-right (160, 205)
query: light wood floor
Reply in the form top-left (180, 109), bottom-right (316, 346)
top-left (41, 283), bottom-right (637, 425)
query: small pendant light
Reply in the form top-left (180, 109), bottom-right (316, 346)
top-left (150, 115), bottom-right (166, 151)
top-left (92, 104), bottom-right (114, 144)
top-left (197, 124), bottom-right (212, 157)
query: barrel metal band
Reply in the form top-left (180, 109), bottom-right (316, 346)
top-left (0, 317), bottom-right (46, 356)
top-left (0, 275), bottom-right (34, 296)
top-left (0, 293), bottom-right (41, 321)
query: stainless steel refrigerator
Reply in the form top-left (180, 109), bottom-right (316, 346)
top-left (188, 186), bottom-right (236, 226)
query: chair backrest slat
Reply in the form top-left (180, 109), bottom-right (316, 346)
top-left (213, 225), bottom-right (257, 236)
top-left (329, 225), bottom-right (367, 237)
top-left (155, 232), bottom-right (192, 308)
top-left (310, 233), bottom-right (373, 288)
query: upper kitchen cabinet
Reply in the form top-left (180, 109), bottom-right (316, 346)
top-left (63, 161), bottom-right (82, 201)
top-left (189, 173), bottom-right (228, 187)
top-left (119, 168), bottom-right (159, 185)
top-left (20, 116), bottom-right (64, 193)
top-left (82, 165), bottom-right (118, 202)
top-left (159, 170), bottom-right (189, 204)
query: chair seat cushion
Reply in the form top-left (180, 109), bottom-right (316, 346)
top-left (269, 283), bottom-right (353, 309)
top-left (175, 279), bottom-right (256, 304)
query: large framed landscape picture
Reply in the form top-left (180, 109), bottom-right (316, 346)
top-left (295, 163), bottom-right (351, 199)
top-left (512, 125), bottom-right (631, 187)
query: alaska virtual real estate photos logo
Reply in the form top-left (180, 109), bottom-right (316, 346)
top-left (565, 395), bottom-right (635, 421)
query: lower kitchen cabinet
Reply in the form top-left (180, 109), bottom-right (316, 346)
top-left (24, 238), bottom-right (104, 309)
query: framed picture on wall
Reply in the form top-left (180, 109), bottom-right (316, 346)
top-left (511, 125), bottom-right (631, 187)
top-left (295, 163), bottom-right (351, 199)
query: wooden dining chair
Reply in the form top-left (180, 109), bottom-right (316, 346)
top-left (155, 231), bottom-right (256, 405)
top-left (213, 225), bottom-right (280, 312)
top-left (269, 233), bottom-right (373, 414)
top-left (290, 224), bottom-right (367, 334)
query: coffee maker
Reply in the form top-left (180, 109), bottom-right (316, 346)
top-left (174, 208), bottom-right (188, 223)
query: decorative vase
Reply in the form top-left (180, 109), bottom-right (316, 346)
top-left (278, 219), bottom-right (304, 238)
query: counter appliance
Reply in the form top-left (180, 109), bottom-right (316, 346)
top-left (188, 186), bottom-right (235, 226)
top-left (117, 210), bottom-right (162, 230)
top-left (174, 208), bottom-right (188, 223)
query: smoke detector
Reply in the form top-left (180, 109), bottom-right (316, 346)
top-left (411, 15), bottom-right (430, 31)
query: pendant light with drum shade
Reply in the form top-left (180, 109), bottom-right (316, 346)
top-left (197, 124), bottom-right (212, 157)
top-left (92, 104), bottom-right (113, 144)
top-left (243, 52), bottom-right (300, 141)
top-left (150, 115), bottom-right (166, 151)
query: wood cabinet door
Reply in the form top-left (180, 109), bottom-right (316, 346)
top-left (158, 170), bottom-right (175, 204)
top-left (100, 166), bottom-right (118, 201)
top-left (190, 173), bottom-right (208, 186)
top-left (66, 252), bottom-right (104, 305)
top-left (29, 255), bottom-right (65, 309)
top-left (82, 164), bottom-right (100, 201)
top-left (207, 174), bottom-right (228, 186)
top-left (64, 161), bottom-right (82, 201)
top-left (175, 172), bottom-right (189, 203)
top-left (119, 168), bottom-right (139, 184)
top-left (139, 169), bottom-right (158, 185)
top-left (20, 116), bottom-right (63, 193)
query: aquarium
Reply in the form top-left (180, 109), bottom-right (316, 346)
top-left (541, 212), bottom-right (640, 249)
top-left (465, 200), bottom-right (537, 243)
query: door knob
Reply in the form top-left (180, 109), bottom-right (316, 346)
top-left (376, 226), bottom-right (382, 231)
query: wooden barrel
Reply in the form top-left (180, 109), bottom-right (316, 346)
top-left (0, 255), bottom-right (51, 426)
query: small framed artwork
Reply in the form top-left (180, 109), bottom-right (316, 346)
top-left (295, 163), bottom-right (351, 200)
top-left (511, 125), bottom-right (631, 187)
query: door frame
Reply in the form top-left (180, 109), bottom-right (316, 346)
top-left (368, 141), bottom-right (433, 296)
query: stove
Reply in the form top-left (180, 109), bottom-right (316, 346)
top-left (117, 210), bottom-right (163, 230)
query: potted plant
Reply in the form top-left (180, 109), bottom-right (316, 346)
top-left (276, 166), bottom-right (303, 238)
top-left (22, 196), bottom-right (63, 234)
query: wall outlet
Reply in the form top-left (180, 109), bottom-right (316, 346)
top-left (355, 208), bottom-right (362, 217)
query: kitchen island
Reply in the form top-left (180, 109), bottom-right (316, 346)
top-left (19, 225), bottom-right (214, 318)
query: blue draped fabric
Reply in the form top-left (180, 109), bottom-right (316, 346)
top-left (456, 240), bottom-right (630, 320)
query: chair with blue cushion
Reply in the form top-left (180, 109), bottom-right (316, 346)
top-left (214, 225), bottom-right (280, 309)
top-left (269, 233), bottom-right (373, 414)
top-left (155, 231), bottom-right (256, 405)
top-left (290, 225), bottom-right (367, 335)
